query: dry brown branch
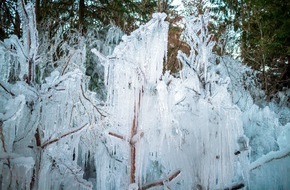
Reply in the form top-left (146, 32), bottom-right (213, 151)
top-left (41, 123), bottom-right (88, 149)
top-left (108, 132), bottom-right (126, 141)
top-left (140, 170), bottom-right (181, 190)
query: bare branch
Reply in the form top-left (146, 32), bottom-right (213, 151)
top-left (0, 82), bottom-right (15, 97)
top-left (41, 123), bottom-right (88, 149)
top-left (108, 132), bottom-right (126, 141)
top-left (140, 170), bottom-right (181, 190)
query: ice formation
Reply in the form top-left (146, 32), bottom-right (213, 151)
top-left (0, 1), bottom-right (289, 190)
top-left (92, 12), bottom-right (249, 189)
top-left (0, 2), bottom-right (101, 189)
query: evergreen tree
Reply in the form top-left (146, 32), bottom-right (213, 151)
top-left (210, 0), bottom-right (290, 95)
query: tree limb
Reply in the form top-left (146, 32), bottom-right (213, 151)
top-left (41, 123), bottom-right (88, 149)
top-left (140, 170), bottom-right (181, 190)
top-left (0, 82), bottom-right (15, 96)
top-left (249, 147), bottom-right (290, 171)
top-left (108, 131), bottom-right (126, 141)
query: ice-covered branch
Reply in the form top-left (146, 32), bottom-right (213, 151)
top-left (140, 170), bottom-right (181, 190)
top-left (0, 82), bottom-right (15, 97)
top-left (41, 123), bottom-right (88, 149)
top-left (80, 83), bottom-right (107, 117)
top-left (249, 147), bottom-right (290, 171)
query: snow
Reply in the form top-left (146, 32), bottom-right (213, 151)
top-left (0, 2), bottom-right (289, 190)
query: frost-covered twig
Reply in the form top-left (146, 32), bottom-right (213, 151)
top-left (140, 170), bottom-right (181, 190)
top-left (41, 123), bottom-right (88, 149)
top-left (249, 147), bottom-right (290, 171)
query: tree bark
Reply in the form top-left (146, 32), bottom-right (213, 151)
top-left (79, 0), bottom-right (85, 33)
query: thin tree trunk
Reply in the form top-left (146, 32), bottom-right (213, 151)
top-left (35, 0), bottom-right (40, 23)
top-left (79, 0), bottom-right (85, 33)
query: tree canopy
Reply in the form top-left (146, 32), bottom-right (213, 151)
top-left (210, 0), bottom-right (290, 95)
top-left (1, 0), bottom-right (289, 97)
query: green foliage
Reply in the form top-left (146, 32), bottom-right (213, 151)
top-left (0, 0), bottom-right (20, 40)
top-left (211, 0), bottom-right (290, 95)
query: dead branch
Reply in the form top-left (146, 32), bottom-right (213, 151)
top-left (108, 132), bottom-right (126, 141)
top-left (140, 170), bottom-right (181, 190)
top-left (41, 123), bottom-right (88, 149)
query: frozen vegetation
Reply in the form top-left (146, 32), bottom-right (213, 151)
top-left (0, 1), bottom-right (289, 190)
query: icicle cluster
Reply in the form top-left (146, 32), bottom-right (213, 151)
top-left (92, 12), bottom-right (249, 189)
top-left (0, 2), bottom-right (102, 189)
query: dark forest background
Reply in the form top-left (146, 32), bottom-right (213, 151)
top-left (1, 0), bottom-right (289, 98)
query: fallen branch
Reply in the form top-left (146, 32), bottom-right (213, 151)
top-left (249, 146), bottom-right (290, 171)
top-left (41, 123), bottom-right (88, 149)
top-left (140, 170), bottom-right (181, 190)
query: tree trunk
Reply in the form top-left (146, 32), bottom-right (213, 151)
top-left (79, 0), bottom-right (85, 34)
top-left (35, 0), bottom-right (40, 23)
